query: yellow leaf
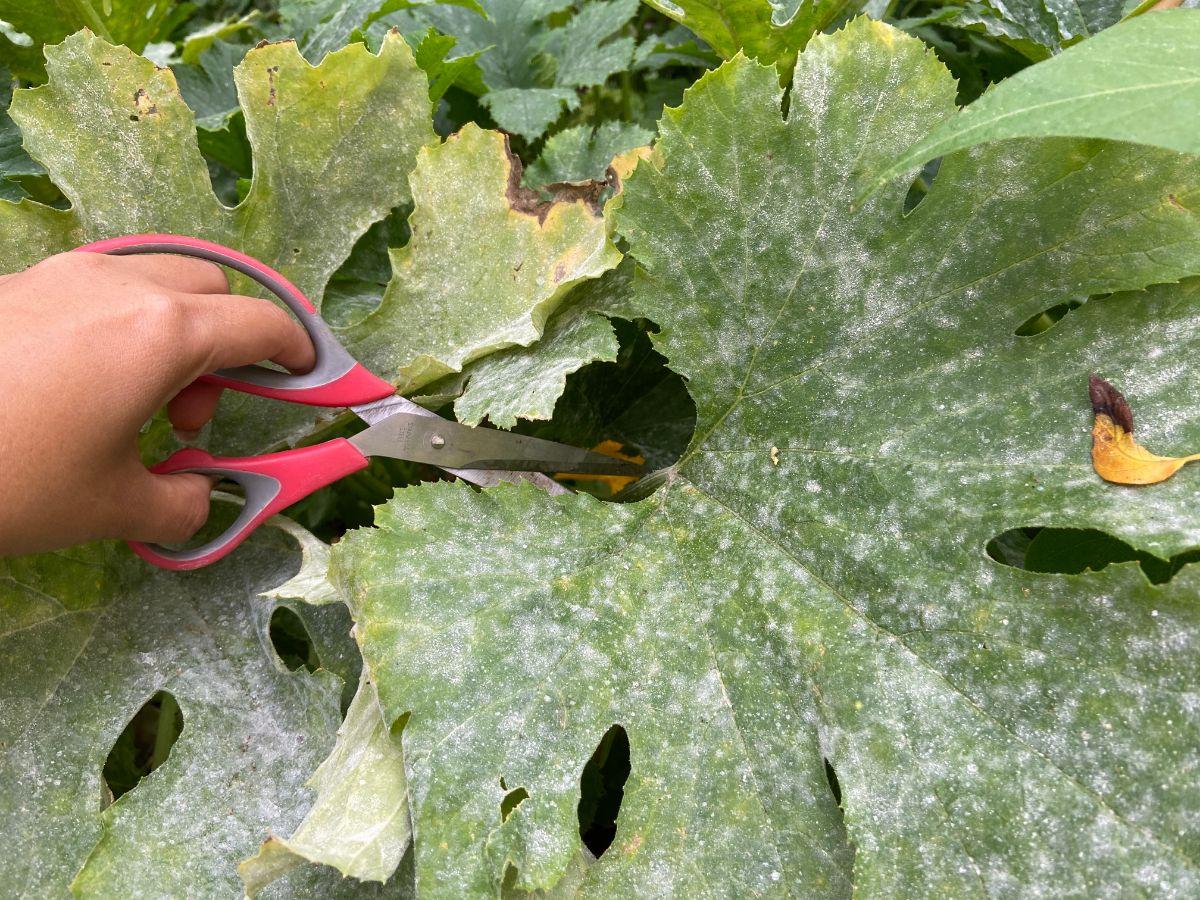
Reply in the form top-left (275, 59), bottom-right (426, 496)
top-left (1089, 374), bottom-right (1200, 485)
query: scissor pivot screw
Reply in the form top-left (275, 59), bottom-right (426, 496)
top-left (430, 434), bottom-right (445, 449)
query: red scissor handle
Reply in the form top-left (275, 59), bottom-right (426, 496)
top-left (75, 234), bottom-right (395, 406)
top-left (74, 234), bottom-right (396, 570)
top-left (127, 441), bottom-right (370, 570)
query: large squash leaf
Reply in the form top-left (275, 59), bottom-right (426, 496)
top-left (0, 508), bottom-right (381, 896)
top-left (331, 19), bottom-right (1200, 895)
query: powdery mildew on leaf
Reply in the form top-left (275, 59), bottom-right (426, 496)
top-left (0, 522), bottom-right (349, 896)
top-left (343, 124), bottom-right (621, 394)
top-left (641, 0), bottom-right (854, 64)
top-left (452, 265), bottom-right (629, 428)
top-left (240, 674), bottom-right (411, 894)
top-left (332, 18), bottom-right (1200, 896)
top-left (949, 0), bottom-right (1125, 54)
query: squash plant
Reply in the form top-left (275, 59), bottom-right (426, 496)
top-left (3, 1), bottom-right (1200, 896)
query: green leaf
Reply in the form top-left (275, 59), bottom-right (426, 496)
top-left (0, 30), bottom-right (436, 455)
top-left (452, 264), bottom-right (626, 427)
top-left (393, 0), bottom-right (640, 140)
top-left (291, 0), bottom-right (486, 65)
top-left (632, 25), bottom-right (721, 71)
top-left (939, 0), bottom-right (1125, 56)
top-left (0, 510), bottom-right (350, 895)
top-left (343, 123), bottom-right (621, 394)
top-left (408, 28), bottom-right (487, 101)
top-left (180, 10), bottom-right (261, 66)
top-left (0, 0), bottom-right (176, 79)
top-left (173, 40), bottom-right (253, 177)
top-left (641, 0), bottom-right (856, 64)
top-left (871, 10), bottom-right (1200, 195)
top-left (173, 39), bottom-right (245, 131)
top-left (0, 65), bottom-right (42, 199)
top-left (525, 121), bottom-right (652, 187)
top-left (331, 19), bottom-right (1200, 894)
top-left (240, 674), bottom-right (411, 894)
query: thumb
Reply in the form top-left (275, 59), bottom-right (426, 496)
top-left (119, 471), bottom-right (214, 544)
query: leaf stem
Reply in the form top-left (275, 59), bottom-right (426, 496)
top-left (64, 0), bottom-right (114, 43)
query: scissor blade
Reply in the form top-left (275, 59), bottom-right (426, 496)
top-left (349, 411), bottom-right (645, 476)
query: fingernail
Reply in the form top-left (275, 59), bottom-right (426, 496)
top-left (174, 428), bottom-right (201, 443)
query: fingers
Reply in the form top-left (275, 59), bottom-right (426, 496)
top-left (119, 470), bottom-right (214, 544)
top-left (168, 381), bottom-right (224, 440)
top-left (104, 251), bottom-right (230, 294)
top-left (183, 293), bottom-right (316, 375)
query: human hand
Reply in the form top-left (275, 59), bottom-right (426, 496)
top-left (0, 250), bottom-right (315, 556)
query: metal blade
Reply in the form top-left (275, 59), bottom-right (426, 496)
top-left (351, 396), bottom-right (571, 494)
top-left (349, 409), bottom-right (645, 476)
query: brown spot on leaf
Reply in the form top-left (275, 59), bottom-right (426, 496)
top-left (553, 262), bottom-right (567, 282)
top-left (622, 833), bottom-right (642, 855)
top-left (1089, 373), bottom-right (1133, 433)
top-left (1168, 193), bottom-right (1187, 212)
top-left (266, 65), bottom-right (280, 106)
top-left (502, 134), bottom-right (605, 222)
top-left (130, 88), bottom-right (158, 120)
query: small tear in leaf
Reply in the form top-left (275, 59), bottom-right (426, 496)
top-left (823, 757), bottom-right (842, 806)
top-left (268, 606), bottom-right (319, 673)
top-left (500, 785), bottom-right (530, 822)
top-left (1014, 298), bottom-right (1083, 336)
top-left (102, 690), bottom-right (185, 805)
top-left (1089, 374), bottom-right (1200, 485)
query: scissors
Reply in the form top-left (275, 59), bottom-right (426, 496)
top-left (76, 234), bottom-right (644, 571)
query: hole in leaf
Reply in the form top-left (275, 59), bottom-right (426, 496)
top-left (986, 527), bottom-right (1200, 585)
top-left (1014, 298), bottom-right (1085, 336)
top-left (101, 690), bottom-right (184, 805)
top-left (823, 757), bottom-right (842, 806)
top-left (269, 606), bottom-right (319, 673)
top-left (525, 317), bottom-right (696, 500)
top-left (577, 725), bottom-right (631, 858)
top-left (500, 779), bottom-right (530, 822)
top-left (903, 157), bottom-right (941, 214)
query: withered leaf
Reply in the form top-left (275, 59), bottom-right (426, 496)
top-left (1090, 374), bottom-right (1200, 485)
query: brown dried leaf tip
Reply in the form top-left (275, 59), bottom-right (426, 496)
top-left (1089, 374), bottom-right (1200, 485)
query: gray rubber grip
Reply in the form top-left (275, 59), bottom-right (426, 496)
top-left (144, 468), bottom-right (281, 565)
top-left (103, 240), bottom-right (355, 390)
